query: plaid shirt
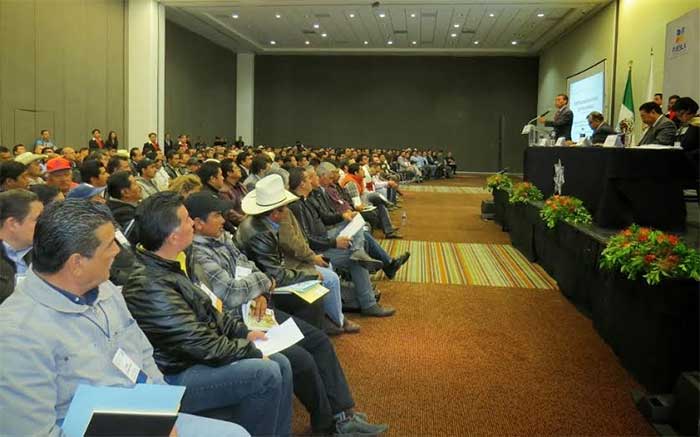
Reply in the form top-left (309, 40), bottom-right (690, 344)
top-left (192, 232), bottom-right (272, 315)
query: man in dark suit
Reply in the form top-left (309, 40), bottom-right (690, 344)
top-left (539, 94), bottom-right (573, 140)
top-left (673, 97), bottom-right (699, 171)
top-left (88, 128), bottom-right (105, 150)
top-left (586, 111), bottom-right (617, 144)
top-left (637, 102), bottom-right (677, 146)
top-left (142, 132), bottom-right (160, 155)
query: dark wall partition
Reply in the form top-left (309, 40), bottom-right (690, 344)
top-left (254, 55), bottom-right (538, 172)
top-left (165, 20), bottom-right (237, 144)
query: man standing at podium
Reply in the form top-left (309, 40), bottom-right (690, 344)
top-left (539, 94), bottom-right (573, 140)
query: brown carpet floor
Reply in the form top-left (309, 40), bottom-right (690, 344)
top-left (292, 175), bottom-right (654, 436)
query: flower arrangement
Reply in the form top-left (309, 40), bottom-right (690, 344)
top-left (508, 182), bottom-right (543, 204)
top-left (485, 173), bottom-right (513, 193)
top-left (600, 224), bottom-right (700, 285)
top-left (540, 195), bottom-right (592, 229)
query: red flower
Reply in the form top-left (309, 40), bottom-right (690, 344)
top-left (638, 234), bottom-right (649, 242)
top-left (623, 229), bottom-right (633, 237)
top-left (656, 234), bottom-right (666, 244)
top-left (644, 254), bottom-right (656, 264)
top-left (668, 235), bottom-right (679, 246)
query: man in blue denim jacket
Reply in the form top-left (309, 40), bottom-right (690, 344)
top-left (0, 199), bottom-right (254, 437)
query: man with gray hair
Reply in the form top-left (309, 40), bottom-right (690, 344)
top-left (0, 199), bottom-right (247, 437)
top-left (586, 111), bottom-right (617, 144)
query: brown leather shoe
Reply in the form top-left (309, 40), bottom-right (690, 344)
top-left (343, 318), bottom-right (361, 333)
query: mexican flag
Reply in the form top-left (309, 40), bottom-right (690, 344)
top-left (618, 67), bottom-right (635, 124)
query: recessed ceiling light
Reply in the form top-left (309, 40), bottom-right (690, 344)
top-left (387, 40), bottom-right (393, 45)
top-left (450, 33), bottom-right (457, 38)
top-left (489, 13), bottom-right (495, 17)
top-left (349, 13), bottom-right (355, 18)
top-left (410, 13), bottom-right (416, 18)
top-left (511, 40), bottom-right (518, 45)
top-left (231, 13), bottom-right (239, 19)
top-left (305, 40), bottom-right (310, 45)
top-left (537, 13), bottom-right (545, 18)
top-left (473, 40), bottom-right (479, 45)
top-left (313, 23), bottom-right (320, 29)
top-left (321, 33), bottom-right (328, 37)
top-left (411, 40), bottom-right (417, 45)
top-left (270, 40), bottom-right (276, 45)
top-left (275, 14), bottom-right (281, 19)
top-left (453, 24), bottom-right (460, 28)
top-left (363, 40), bottom-right (369, 45)
top-left (378, 12), bottom-right (386, 18)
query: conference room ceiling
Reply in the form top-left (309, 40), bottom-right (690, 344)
top-left (162, 0), bottom-right (612, 56)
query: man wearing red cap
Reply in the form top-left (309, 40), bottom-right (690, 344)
top-left (45, 157), bottom-right (77, 194)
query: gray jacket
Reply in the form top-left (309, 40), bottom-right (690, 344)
top-left (0, 269), bottom-right (164, 437)
top-left (638, 115), bottom-right (677, 146)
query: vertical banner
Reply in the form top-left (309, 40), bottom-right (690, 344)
top-left (663, 9), bottom-right (699, 102)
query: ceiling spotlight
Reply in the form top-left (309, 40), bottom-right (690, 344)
top-left (363, 40), bottom-right (369, 45)
top-left (313, 23), bottom-right (320, 29)
top-left (387, 40), bottom-right (393, 45)
top-left (473, 40), bottom-right (479, 45)
top-left (410, 13), bottom-right (416, 18)
top-left (453, 24), bottom-right (460, 28)
top-left (270, 40), bottom-right (276, 45)
top-left (378, 12), bottom-right (386, 18)
top-left (489, 13), bottom-right (495, 17)
top-left (411, 41), bottom-right (417, 45)
top-left (305, 40), bottom-right (310, 45)
top-left (349, 13), bottom-right (355, 18)
top-left (450, 33), bottom-right (457, 38)
top-left (231, 13), bottom-right (239, 19)
top-left (275, 13), bottom-right (281, 19)
top-left (511, 40), bottom-right (518, 45)
top-left (321, 33), bottom-right (328, 37)
top-left (537, 13), bottom-right (545, 17)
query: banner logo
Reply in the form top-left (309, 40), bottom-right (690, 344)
top-left (671, 26), bottom-right (688, 57)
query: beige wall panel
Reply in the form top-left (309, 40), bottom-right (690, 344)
top-left (35, 0), bottom-right (67, 145)
top-left (0, 0), bottom-right (126, 149)
top-left (0, 0), bottom-right (37, 146)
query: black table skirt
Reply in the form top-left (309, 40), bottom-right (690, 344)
top-left (492, 189), bottom-right (510, 231)
top-left (524, 147), bottom-right (694, 230)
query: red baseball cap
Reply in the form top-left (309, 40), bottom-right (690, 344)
top-left (46, 157), bottom-right (72, 173)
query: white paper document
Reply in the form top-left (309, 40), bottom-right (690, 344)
top-left (338, 214), bottom-right (366, 239)
top-left (254, 318), bottom-right (304, 356)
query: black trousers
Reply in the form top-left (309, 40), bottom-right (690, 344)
top-left (272, 293), bottom-right (324, 329)
top-left (275, 310), bottom-right (355, 433)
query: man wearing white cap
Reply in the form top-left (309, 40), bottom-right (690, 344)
top-left (14, 152), bottom-right (47, 185)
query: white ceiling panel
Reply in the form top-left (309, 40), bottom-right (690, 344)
top-left (162, 0), bottom-right (613, 56)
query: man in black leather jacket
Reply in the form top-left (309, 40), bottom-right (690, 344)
top-left (127, 191), bottom-right (387, 436)
top-left (286, 169), bottom-right (397, 318)
top-left (122, 192), bottom-right (293, 436)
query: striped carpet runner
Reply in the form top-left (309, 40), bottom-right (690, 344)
top-left (376, 239), bottom-right (557, 290)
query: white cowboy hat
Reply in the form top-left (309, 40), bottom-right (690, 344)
top-left (242, 174), bottom-right (298, 215)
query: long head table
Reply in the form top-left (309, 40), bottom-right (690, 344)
top-left (524, 146), bottom-right (696, 230)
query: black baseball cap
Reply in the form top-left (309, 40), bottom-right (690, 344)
top-left (184, 191), bottom-right (233, 220)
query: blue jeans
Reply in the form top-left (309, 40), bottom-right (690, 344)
top-left (322, 247), bottom-right (376, 310)
top-left (363, 232), bottom-right (392, 265)
top-left (315, 265), bottom-right (343, 326)
top-left (164, 355), bottom-right (293, 436)
top-left (175, 413), bottom-right (249, 437)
